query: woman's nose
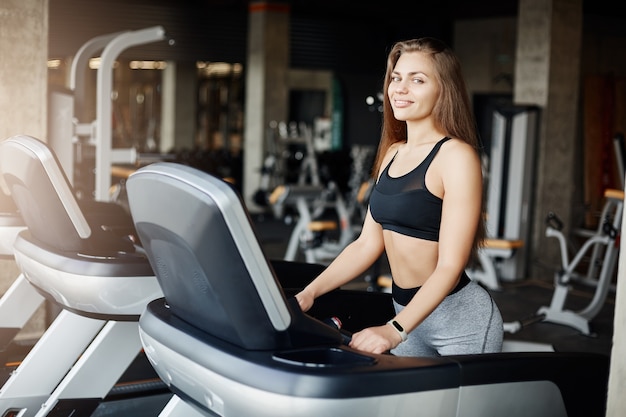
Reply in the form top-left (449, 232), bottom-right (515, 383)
top-left (395, 82), bottom-right (408, 93)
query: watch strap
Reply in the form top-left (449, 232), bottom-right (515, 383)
top-left (387, 319), bottom-right (408, 342)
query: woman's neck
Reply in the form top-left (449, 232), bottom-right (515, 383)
top-left (405, 119), bottom-right (445, 146)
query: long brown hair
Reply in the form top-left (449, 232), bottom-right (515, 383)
top-left (371, 37), bottom-right (486, 260)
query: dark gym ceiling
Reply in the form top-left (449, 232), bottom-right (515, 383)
top-left (49, 0), bottom-right (625, 67)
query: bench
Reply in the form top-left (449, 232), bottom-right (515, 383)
top-left (470, 238), bottom-right (524, 290)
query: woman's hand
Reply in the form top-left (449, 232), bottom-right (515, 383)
top-left (349, 324), bottom-right (404, 354)
top-left (294, 289), bottom-right (314, 312)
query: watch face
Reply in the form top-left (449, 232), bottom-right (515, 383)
top-left (392, 320), bottom-right (403, 332)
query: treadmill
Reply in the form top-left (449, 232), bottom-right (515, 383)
top-left (0, 135), bottom-right (164, 417)
top-left (127, 162), bottom-right (609, 417)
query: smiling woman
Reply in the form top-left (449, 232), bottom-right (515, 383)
top-left (295, 37), bottom-right (502, 357)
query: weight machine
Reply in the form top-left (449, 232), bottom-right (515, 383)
top-left (49, 26), bottom-right (169, 201)
top-left (269, 142), bottom-right (374, 265)
top-left (272, 181), bottom-right (355, 264)
top-left (252, 121), bottom-right (323, 212)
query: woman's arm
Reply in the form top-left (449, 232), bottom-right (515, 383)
top-left (295, 210), bottom-right (385, 311)
top-left (295, 144), bottom-right (399, 312)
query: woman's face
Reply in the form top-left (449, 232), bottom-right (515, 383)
top-left (387, 51), bottom-right (440, 123)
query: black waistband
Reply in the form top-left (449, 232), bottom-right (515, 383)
top-left (392, 271), bottom-right (471, 306)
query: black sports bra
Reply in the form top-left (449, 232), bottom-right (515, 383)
top-left (369, 137), bottom-right (450, 241)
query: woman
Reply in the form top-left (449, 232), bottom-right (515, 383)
top-left (295, 37), bottom-right (503, 357)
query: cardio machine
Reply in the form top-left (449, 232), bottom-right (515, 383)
top-left (0, 135), bottom-right (164, 417)
top-left (0, 188), bottom-right (45, 364)
top-left (126, 162), bottom-right (609, 417)
top-left (505, 188), bottom-right (623, 336)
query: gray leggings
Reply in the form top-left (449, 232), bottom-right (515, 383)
top-left (391, 281), bottom-right (503, 357)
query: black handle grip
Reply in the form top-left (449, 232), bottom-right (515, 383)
top-left (546, 211), bottom-right (563, 230)
top-left (322, 316), bottom-right (353, 344)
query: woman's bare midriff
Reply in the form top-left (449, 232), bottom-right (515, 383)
top-left (383, 230), bottom-right (438, 289)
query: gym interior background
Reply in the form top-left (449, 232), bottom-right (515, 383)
top-left (2, 0), bottom-right (626, 415)
top-left (41, 0), bottom-right (626, 273)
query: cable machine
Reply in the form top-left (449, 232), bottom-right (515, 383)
top-left (484, 104), bottom-right (540, 281)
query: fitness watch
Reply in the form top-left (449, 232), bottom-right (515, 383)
top-left (387, 319), bottom-right (408, 342)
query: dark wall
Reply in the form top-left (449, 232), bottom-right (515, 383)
top-left (336, 73), bottom-right (383, 148)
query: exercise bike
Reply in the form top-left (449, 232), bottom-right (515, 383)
top-left (505, 188), bottom-right (622, 336)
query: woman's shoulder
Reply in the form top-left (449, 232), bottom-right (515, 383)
top-left (436, 137), bottom-right (481, 170)
top-left (441, 137), bottom-right (479, 157)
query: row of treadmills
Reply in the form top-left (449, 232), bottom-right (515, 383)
top-left (0, 134), bottom-right (610, 416)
